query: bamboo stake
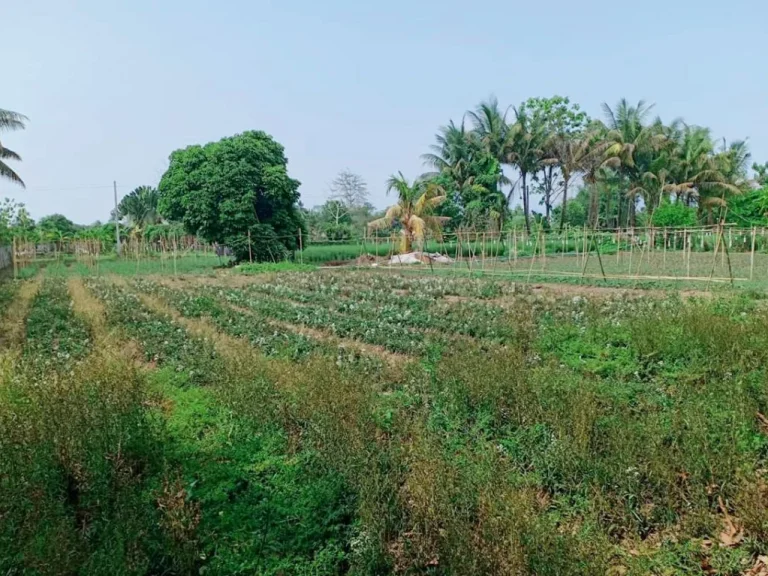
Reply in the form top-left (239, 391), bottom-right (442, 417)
top-left (481, 232), bottom-right (486, 271)
top-left (298, 228), bottom-right (303, 265)
top-left (248, 229), bottom-right (253, 263)
top-left (513, 229), bottom-right (518, 267)
top-left (593, 230), bottom-right (607, 280)
top-left (526, 229), bottom-right (540, 283)
top-left (750, 226), bottom-right (756, 281)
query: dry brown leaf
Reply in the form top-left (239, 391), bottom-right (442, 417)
top-left (757, 412), bottom-right (768, 434)
top-left (744, 555), bottom-right (768, 576)
top-left (718, 496), bottom-right (744, 548)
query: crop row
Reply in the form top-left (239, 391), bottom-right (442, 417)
top-left (24, 279), bottom-right (91, 369)
top-left (180, 281), bottom-right (439, 355)
top-left (315, 270), bottom-right (518, 299)
top-left (237, 278), bottom-right (525, 343)
top-left (134, 279), bottom-right (354, 359)
top-left (81, 278), bottom-right (355, 573)
top-left (84, 278), bottom-right (220, 385)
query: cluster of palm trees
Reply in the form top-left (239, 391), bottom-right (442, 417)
top-left (418, 96), bottom-right (752, 234)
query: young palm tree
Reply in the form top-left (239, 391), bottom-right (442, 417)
top-left (368, 172), bottom-right (449, 253)
top-left (117, 186), bottom-right (162, 227)
top-left (0, 108), bottom-right (28, 187)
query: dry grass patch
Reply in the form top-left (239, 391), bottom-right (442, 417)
top-left (0, 278), bottom-right (42, 352)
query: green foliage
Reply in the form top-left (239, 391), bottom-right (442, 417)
top-left (648, 199), bottom-right (698, 227)
top-left (158, 131), bottom-right (304, 262)
top-left (0, 198), bottom-right (33, 243)
top-left (0, 108), bottom-right (27, 187)
top-left (24, 280), bottom-right (91, 367)
top-left (38, 213), bottom-right (79, 240)
top-left (118, 185), bottom-right (161, 227)
top-left (753, 162), bottom-right (768, 187)
top-left (726, 186), bottom-right (768, 227)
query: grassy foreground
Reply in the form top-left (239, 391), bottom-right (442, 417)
top-left (2, 270), bottom-right (768, 575)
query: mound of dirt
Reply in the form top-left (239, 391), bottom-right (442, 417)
top-left (387, 252), bottom-right (454, 265)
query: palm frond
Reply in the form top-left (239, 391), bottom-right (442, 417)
top-left (0, 109), bottom-right (28, 132)
top-left (0, 146), bottom-right (22, 161)
top-left (0, 160), bottom-right (25, 187)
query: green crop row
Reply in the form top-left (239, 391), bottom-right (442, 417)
top-left (23, 279), bottom-right (91, 369)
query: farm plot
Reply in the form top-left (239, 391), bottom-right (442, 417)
top-left (3, 269), bottom-right (768, 575)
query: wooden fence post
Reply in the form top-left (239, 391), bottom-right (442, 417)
top-left (298, 228), bottom-right (303, 264)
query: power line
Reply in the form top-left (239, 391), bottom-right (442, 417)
top-left (0, 184), bottom-right (129, 193)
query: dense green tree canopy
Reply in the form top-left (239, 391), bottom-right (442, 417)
top-left (158, 131), bottom-right (304, 262)
top-left (38, 214), bottom-right (79, 240)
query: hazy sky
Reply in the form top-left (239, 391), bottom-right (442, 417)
top-left (3, 0), bottom-right (766, 224)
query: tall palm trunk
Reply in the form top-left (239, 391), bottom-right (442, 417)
top-left (522, 172), bottom-right (531, 235)
top-left (559, 175), bottom-right (569, 231)
top-left (588, 184), bottom-right (600, 228)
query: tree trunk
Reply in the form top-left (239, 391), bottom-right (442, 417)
top-left (588, 183), bottom-right (599, 228)
top-left (522, 172), bottom-right (531, 235)
top-left (559, 174), bottom-right (569, 231)
top-left (400, 230), bottom-right (411, 254)
top-left (544, 166), bottom-right (553, 226)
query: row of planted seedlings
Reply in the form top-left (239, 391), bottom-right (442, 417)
top-left (132, 278), bottom-right (391, 372)
top-left (8, 275), bottom-right (768, 573)
top-left (230, 272), bottom-right (536, 343)
top-left (168, 272), bottom-right (517, 346)
top-left (150, 277), bottom-right (444, 355)
top-left (234, 273), bottom-right (768, 572)
top-left (0, 278), bottom-right (154, 574)
top-left (83, 276), bottom-right (367, 573)
top-left (312, 269), bottom-right (518, 299)
top-left (124, 275), bottom-right (630, 573)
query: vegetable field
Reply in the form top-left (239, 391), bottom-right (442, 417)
top-left (3, 265), bottom-right (768, 575)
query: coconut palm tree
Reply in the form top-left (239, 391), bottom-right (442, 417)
top-left (504, 110), bottom-right (545, 234)
top-left (117, 186), bottom-right (162, 227)
top-left (368, 172), bottom-right (449, 253)
top-left (467, 97), bottom-right (510, 169)
top-left (554, 131), bottom-right (611, 230)
top-left (422, 119), bottom-right (508, 228)
top-left (0, 108), bottom-right (28, 187)
top-left (601, 99), bottom-right (662, 227)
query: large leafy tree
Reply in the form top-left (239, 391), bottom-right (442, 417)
top-left (0, 109), bottom-right (27, 187)
top-left (158, 131), bottom-right (304, 262)
top-left (38, 214), bottom-right (79, 241)
top-left (368, 172), bottom-right (448, 253)
top-left (118, 186), bottom-right (161, 228)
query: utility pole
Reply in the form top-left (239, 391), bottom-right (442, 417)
top-left (114, 181), bottom-right (121, 256)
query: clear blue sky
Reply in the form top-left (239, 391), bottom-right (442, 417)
top-left (3, 0), bottom-right (766, 224)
